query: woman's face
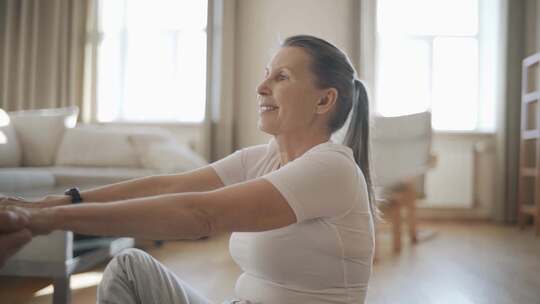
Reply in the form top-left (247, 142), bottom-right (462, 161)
top-left (256, 47), bottom-right (327, 136)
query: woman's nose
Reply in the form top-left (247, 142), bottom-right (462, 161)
top-left (256, 79), bottom-right (271, 96)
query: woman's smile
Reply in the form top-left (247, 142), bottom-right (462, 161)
top-left (259, 105), bottom-right (279, 114)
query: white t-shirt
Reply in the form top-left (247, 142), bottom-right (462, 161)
top-left (211, 139), bottom-right (374, 304)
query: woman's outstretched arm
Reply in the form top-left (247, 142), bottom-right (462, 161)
top-left (2, 166), bottom-right (225, 208)
top-left (26, 178), bottom-right (297, 240)
top-left (76, 166), bottom-right (225, 204)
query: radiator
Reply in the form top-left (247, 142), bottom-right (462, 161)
top-left (424, 137), bottom-right (478, 208)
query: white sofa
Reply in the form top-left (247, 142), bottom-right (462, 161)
top-left (0, 106), bottom-right (208, 198)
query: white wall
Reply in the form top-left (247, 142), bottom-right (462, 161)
top-left (233, 0), bottom-right (358, 148)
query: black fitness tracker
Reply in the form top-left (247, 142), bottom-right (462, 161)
top-left (64, 187), bottom-right (83, 204)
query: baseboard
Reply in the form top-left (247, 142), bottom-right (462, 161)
top-left (415, 206), bottom-right (494, 220)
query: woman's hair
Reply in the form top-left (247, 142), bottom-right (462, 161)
top-left (281, 35), bottom-right (377, 219)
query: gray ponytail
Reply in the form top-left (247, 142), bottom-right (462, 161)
top-left (344, 79), bottom-right (376, 218)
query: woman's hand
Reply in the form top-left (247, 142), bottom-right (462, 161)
top-left (0, 207), bottom-right (32, 267)
top-left (0, 194), bottom-right (69, 209)
top-left (37, 195), bottom-right (70, 208)
top-left (0, 195), bottom-right (31, 207)
top-left (0, 205), bottom-right (54, 236)
top-left (22, 207), bottom-right (55, 236)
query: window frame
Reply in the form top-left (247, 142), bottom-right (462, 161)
top-left (373, 0), bottom-right (499, 133)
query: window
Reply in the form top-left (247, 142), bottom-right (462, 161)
top-left (96, 0), bottom-right (208, 123)
top-left (375, 0), bottom-right (497, 132)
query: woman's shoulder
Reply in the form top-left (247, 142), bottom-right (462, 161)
top-left (302, 142), bottom-right (368, 193)
top-left (304, 141), bottom-right (355, 163)
top-left (299, 141), bottom-right (363, 179)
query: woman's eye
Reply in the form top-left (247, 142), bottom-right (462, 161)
top-left (277, 73), bottom-right (288, 81)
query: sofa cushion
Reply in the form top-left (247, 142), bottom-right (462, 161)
top-left (0, 166), bottom-right (155, 196)
top-left (0, 168), bottom-right (55, 192)
top-left (55, 126), bottom-right (141, 168)
top-left (139, 144), bottom-right (208, 173)
top-left (9, 107), bottom-right (78, 166)
top-left (0, 109), bottom-right (21, 167)
top-left (129, 131), bottom-right (208, 173)
top-left (49, 166), bottom-right (155, 186)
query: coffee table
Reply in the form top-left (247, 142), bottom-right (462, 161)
top-left (0, 231), bottom-right (134, 304)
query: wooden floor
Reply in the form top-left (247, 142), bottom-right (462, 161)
top-left (1, 221), bottom-right (539, 304)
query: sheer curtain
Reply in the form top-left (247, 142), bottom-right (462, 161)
top-left (0, 0), bottom-right (94, 116)
top-left (205, 0), bottom-right (237, 161)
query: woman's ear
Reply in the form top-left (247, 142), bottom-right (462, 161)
top-left (315, 88), bottom-right (338, 114)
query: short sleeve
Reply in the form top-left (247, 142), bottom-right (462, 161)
top-left (264, 150), bottom-right (361, 223)
top-left (210, 150), bottom-right (245, 186)
top-left (210, 143), bottom-right (270, 186)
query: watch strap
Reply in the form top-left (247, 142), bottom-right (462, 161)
top-left (64, 187), bottom-right (83, 204)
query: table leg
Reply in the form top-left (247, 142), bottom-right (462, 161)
top-left (53, 276), bottom-right (71, 304)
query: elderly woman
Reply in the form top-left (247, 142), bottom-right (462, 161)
top-left (2, 35), bottom-right (376, 304)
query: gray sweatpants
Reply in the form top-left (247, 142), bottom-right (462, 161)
top-left (97, 248), bottom-right (245, 304)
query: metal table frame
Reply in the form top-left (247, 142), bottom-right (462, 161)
top-left (0, 234), bottom-right (134, 304)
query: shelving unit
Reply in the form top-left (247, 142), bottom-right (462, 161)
top-left (518, 52), bottom-right (540, 235)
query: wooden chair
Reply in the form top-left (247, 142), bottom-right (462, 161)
top-left (371, 111), bottom-right (433, 259)
top-left (376, 179), bottom-right (418, 255)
